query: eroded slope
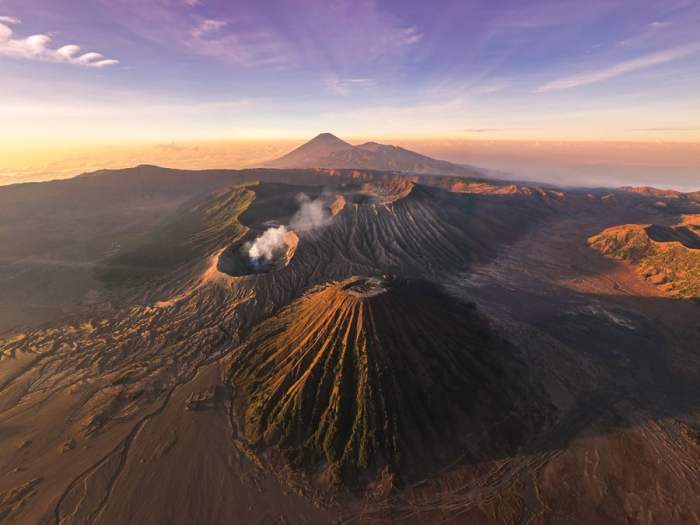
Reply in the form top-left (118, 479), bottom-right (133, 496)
top-left (229, 277), bottom-right (545, 484)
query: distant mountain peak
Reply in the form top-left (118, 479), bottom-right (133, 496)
top-left (313, 132), bottom-right (345, 141)
top-left (263, 132), bottom-right (351, 169)
top-left (356, 141), bottom-right (384, 151)
top-left (264, 133), bottom-right (483, 177)
top-left (302, 132), bottom-right (351, 149)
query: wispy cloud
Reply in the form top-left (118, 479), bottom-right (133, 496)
top-left (470, 79), bottom-right (510, 95)
top-left (323, 74), bottom-right (375, 95)
top-left (185, 17), bottom-right (295, 67)
top-left (537, 43), bottom-right (700, 92)
top-left (631, 127), bottom-right (700, 131)
top-left (465, 127), bottom-right (535, 133)
top-left (103, 1), bottom-right (422, 71)
top-left (319, 98), bottom-right (468, 134)
top-left (0, 97), bottom-right (255, 119)
top-left (0, 16), bottom-right (118, 68)
top-left (393, 26), bottom-right (422, 46)
top-left (191, 19), bottom-right (227, 39)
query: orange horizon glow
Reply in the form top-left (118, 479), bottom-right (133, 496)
top-left (2, 137), bottom-right (699, 192)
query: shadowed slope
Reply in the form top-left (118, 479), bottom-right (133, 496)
top-left (322, 142), bottom-right (480, 177)
top-left (96, 186), bottom-right (255, 285)
top-left (646, 221), bottom-right (700, 249)
top-left (230, 277), bottom-right (542, 483)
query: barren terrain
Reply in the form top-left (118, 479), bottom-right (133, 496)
top-left (0, 164), bottom-right (699, 524)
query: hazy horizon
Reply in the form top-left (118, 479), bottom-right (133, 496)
top-left (2, 137), bottom-right (699, 192)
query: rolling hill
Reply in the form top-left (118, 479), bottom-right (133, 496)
top-left (589, 214), bottom-right (700, 297)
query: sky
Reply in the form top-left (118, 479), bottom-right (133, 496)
top-left (1, 0), bottom-right (699, 187)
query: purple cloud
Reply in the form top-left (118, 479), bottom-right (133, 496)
top-left (537, 42), bottom-right (700, 92)
top-left (0, 16), bottom-right (118, 67)
top-left (100, 0), bottom-right (422, 70)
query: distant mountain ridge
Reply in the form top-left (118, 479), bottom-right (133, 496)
top-left (263, 132), bottom-right (483, 177)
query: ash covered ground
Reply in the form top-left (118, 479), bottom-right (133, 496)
top-left (0, 165), bottom-right (699, 524)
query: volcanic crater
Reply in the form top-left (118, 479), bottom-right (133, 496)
top-left (217, 227), bottom-right (299, 276)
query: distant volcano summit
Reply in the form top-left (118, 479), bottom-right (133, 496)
top-left (266, 132), bottom-right (352, 168)
top-left (264, 132), bottom-right (482, 177)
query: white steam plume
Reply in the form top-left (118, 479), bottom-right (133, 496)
top-left (247, 225), bottom-right (288, 267)
top-left (246, 193), bottom-right (331, 269)
top-left (289, 193), bottom-right (331, 231)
